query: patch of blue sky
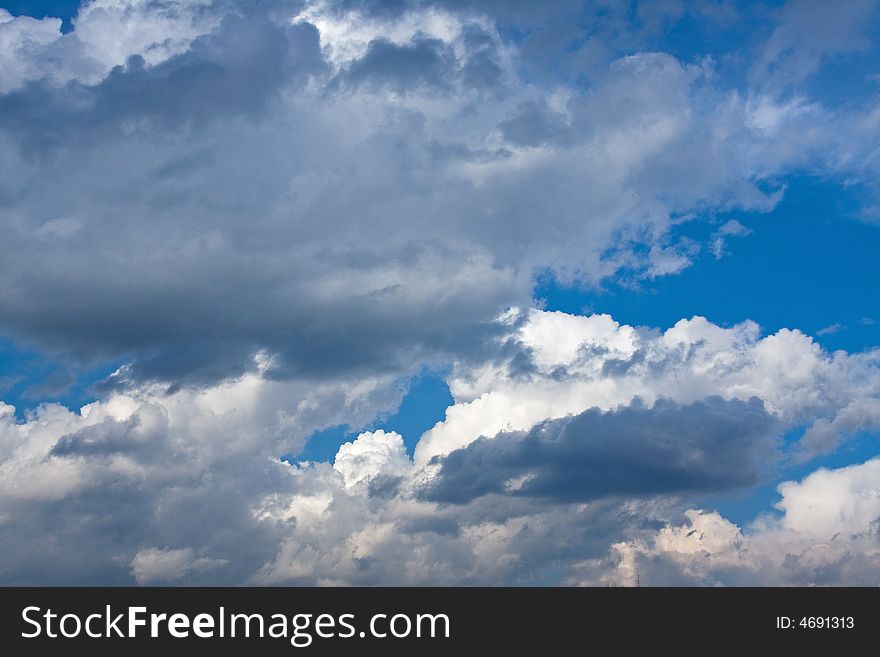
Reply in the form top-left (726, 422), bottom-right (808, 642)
top-left (287, 368), bottom-right (454, 465)
top-left (535, 175), bottom-right (880, 355)
top-left (642, 3), bottom-right (776, 65)
top-left (701, 427), bottom-right (880, 528)
top-left (0, 337), bottom-right (124, 418)
top-left (3, 0), bottom-right (79, 31)
top-left (802, 55), bottom-right (880, 110)
top-left (651, 2), bottom-right (880, 110)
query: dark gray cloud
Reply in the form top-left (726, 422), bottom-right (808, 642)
top-left (336, 35), bottom-right (454, 93)
top-left (499, 99), bottom-right (570, 147)
top-left (331, 20), bottom-right (505, 95)
top-left (50, 415), bottom-right (151, 457)
top-left (0, 13), bottom-right (323, 152)
top-left (0, 3), bottom-right (529, 385)
top-left (423, 396), bottom-right (777, 504)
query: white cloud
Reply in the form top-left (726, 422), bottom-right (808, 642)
top-left (0, 367), bottom-right (405, 583)
top-left (295, 0), bottom-right (500, 70)
top-left (0, 10), bottom-right (65, 93)
top-left (798, 397), bottom-right (880, 457)
top-left (131, 547), bottom-right (226, 584)
top-left (0, 1), bottom-right (876, 385)
top-left (816, 322), bottom-right (845, 336)
top-left (578, 457), bottom-right (880, 586)
top-left (0, 1), bottom-right (221, 92)
top-left (752, 0), bottom-right (880, 88)
top-left (73, 0), bottom-right (221, 72)
top-left (333, 429), bottom-right (411, 488)
top-left (774, 458), bottom-right (880, 537)
top-left (415, 308), bottom-right (880, 464)
top-left (0, 308), bottom-right (878, 584)
top-left (710, 219), bottom-right (752, 258)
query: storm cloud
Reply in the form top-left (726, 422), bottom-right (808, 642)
top-left (423, 397), bottom-right (777, 504)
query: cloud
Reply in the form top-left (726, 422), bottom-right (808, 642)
top-left (576, 457), bottom-right (880, 586)
top-left (0, 368), bottom-right (404, 584)
top-left (816, 323), bottom-right (845, 336)
top-left (0, 307), bottom-right (878, 585)
top-left (335, 35), bottom-right (455, 92)
top-left (0, 0), bottom-right (878, 587)
top-left (0, 1), bottom-right (223, 93)
top-left (422, 396), bottom-right (776, 504)
top-left (131, 547), bottom-right (227, 585)
top-left (710, 219), bottom-right (752, 259)
top-left (0, 0), bottom-right (876, 386)
top-left (0, 10), bottom-right (65, 93)
top-left (0, 12), bottom-right (324, 149)
top-left (498, 99), bottom-right (570, 148)
top-left (798, 398), bottom-right (880, 457)
top-left (415, 309), bottom-right (880, 464)
top-left (332, 429), bottom-right (411, 488)
top-left (752, 0), bottom-right (880, 89)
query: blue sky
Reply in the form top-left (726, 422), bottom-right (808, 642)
top-left (1, 0), bottom-right (880, 586)
top-left (292, 369), bottom-right (454, 462)
top-left (537, 175), bottom-right (880, 354)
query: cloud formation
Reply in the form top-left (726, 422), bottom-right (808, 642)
top-left (576, 457), bottom-right (880, 586)
top-left (0, 0), bottom-right (877, 385)
top-left (422, 397), bottom-right (776, 504)
top-left (0, 0), bottom-right (878, 586)
top-left (1, 309), bottom-right (879, 584)
top-left (416, 309), bottom-right (880, 464)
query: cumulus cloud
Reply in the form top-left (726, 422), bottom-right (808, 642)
top-left (0, 10), bottom-right (66, 93)
top-left (576, 457), bottom-right (880, 586)
top-left (0, 367), bottom-right (404, 584)
top-left (1, 308), bottom-right (879, 585)
top-left (332, 429), bottom-right (411, 488)
top-left (0, 0), bottom-right (879, 587)
top-left (415, 309), bottom-right (880, 464)
top-left (0, 0), bottom-right (223, 93)
top-left (0, 0), bottom-right (876, 385)
top-left (422, 396), bottom-right (776, 504)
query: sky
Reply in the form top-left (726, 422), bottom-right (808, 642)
top-left (0, 0), bottom-right (879, 586)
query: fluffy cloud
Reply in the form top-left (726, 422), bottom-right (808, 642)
top-left (332, 429), bottom-right (411, 488)
top-left (576, 458), bottom-right (880, 586)
top-left (0, 0), bottom-right (876, 385)
top-left (1, 308), bottom-right (879, 584)
top-left (0, 366), bottom-right (404, 584)
top-left (416, 309), bottom-right (880, 464)
top-left (0, 0), bottom-right (222, 93)
top-left (421, 397), bottom-right (776, 504)
top-left (0, 0), bottom-right (878, 586)
top-left (0, 10), bottom-right (65, 93)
